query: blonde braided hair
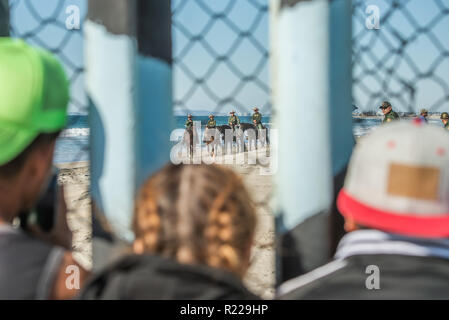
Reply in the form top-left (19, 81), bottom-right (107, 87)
top-left (132, 164), bottom-right (257, 278)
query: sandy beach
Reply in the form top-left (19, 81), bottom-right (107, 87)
top-left (57, 148), bottom-right (275, 299)
top-left (57, 162), bottom-right (92, 271)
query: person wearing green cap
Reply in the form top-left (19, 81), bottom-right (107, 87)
top-left (441, 112), bottom-right (449, 130)
top-left (0, 39), bottom-right (88, 299)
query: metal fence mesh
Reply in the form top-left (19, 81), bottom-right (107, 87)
top-left (353, 0), bottom-right (449, 113)
top-left (9, 0), bottom-right (87, 117)
top-left (172, 0), bottom-right (270, 116)
top-left (8, 0), bottom-right (449, 298)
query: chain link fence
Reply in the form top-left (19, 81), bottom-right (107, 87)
top-left (10, 0), bottom-right (87, 117)
top-left (172, 0), bottom-right (270, 116)
top-left (8, 0), bottom-right (449, 298)
top-left (353, 0), bottom-right (449, 114)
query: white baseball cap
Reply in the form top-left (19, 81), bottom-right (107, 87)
top-left (337, 120), bottom-right (449, 237)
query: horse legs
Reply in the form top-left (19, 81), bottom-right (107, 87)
top-left (258, 128), bottom-right (269, 149)
top-left (189, 131), bottom-right (194, 159)
top-left (209, 136), bottom-right (215, 156)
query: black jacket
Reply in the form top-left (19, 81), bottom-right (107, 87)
top-left (279, 230), bottom-right (449, 300)
top-left (80, 254), bottom-right (260, 300)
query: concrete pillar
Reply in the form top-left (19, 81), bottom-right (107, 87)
top-left (271, 0), bottom-right (353, 284)
top-left (85, 0), bottom-right (172, 269)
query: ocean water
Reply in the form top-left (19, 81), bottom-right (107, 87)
top-left (351, 117), bottom-right (444, 138)
top-left (53, 115), bottom-right (446, 164)
top-left (53, 115), bottom-right (271, 163)
top-left (54, 115), bottom-right (90, 163)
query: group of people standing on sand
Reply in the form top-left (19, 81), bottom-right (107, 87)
top-left (379, 100), bottom-right (449, 130)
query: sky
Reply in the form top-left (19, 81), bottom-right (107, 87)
top-left (353, 0), bottom-right (449, 113)
top-left (9, 0), bottom-right (87, 114)
top-left (8, 0), bottom-right (449, 115)
top-left (172, 0), bottom-right (269, 115)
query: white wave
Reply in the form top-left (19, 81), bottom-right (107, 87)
top-left (60, 128), bottom-right (90, 138)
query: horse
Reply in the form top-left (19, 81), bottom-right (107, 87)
top-left (182, 128), bottom-right (198, 158)
top-left (216, 124), bottom-right (230, 141)
top-left (216, 124), bottom-right (246, 154)
top-left (239, 122), bottom-right (270, 149)
top-left (203, 127), bottom-right (220, 156)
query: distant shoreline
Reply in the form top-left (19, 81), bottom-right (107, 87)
top-left (55, 161), bottom-right (89, 169)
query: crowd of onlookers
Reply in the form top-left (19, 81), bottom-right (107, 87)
top-left (3, 40), bottom-right (449, 300)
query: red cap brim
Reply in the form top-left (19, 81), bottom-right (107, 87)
top-left (337, 189), bottom-right (449, 238)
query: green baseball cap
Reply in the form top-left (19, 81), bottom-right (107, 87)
top-left (0, 38), bottom-right (69, 165)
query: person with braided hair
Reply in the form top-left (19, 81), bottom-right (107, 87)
top-left (80, 164), bottom-right (260, 300)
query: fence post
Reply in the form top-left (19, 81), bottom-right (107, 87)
top-left (0, 0), bottom-right (9, 36)
top-left (328, 0), bottom-right (353, 259)
top-left (271, 0), bottom-right (353, 285)
top-left (135, 0), bottom-right (173, 188)
top-left (85, 0), bottom-right (172, 270)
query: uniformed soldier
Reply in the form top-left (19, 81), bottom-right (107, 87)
top-left (441, 112), bottom-right (449, 130)
top-left (228, 110), bottom-right (240, 130)
top-left (379, 101), bottom-right (399, 124)
top-left (206, 114), bottom-right (216, 129)
top-left (252, 107), bottom-right (263, 130)
top-left (419, 109), bottom-right (429, 123)
top-left (185, 114), bottom-right (193, 130)
top-left (204, 114), bottom-right (217, 154)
